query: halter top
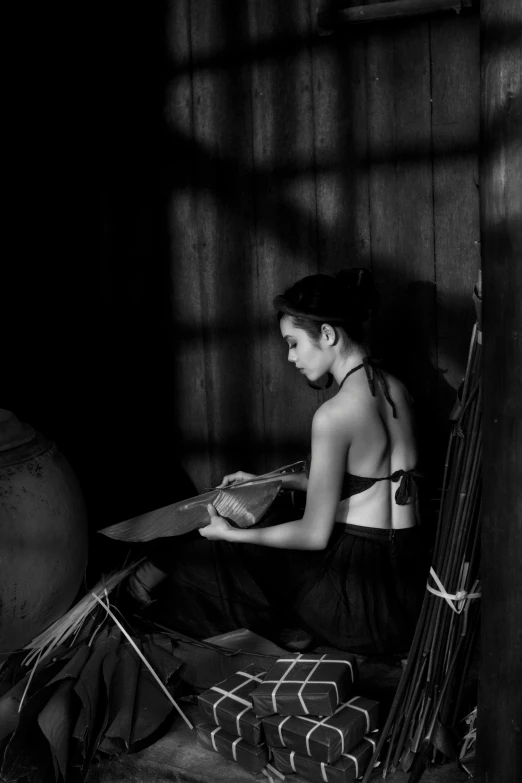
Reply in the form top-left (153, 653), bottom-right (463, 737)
top-left (305, 357), bottom-right (421, 505)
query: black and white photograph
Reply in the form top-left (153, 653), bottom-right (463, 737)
top-left (1, 1), bottom-right (520, 782)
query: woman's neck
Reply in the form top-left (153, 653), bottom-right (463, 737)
top-left (331, 348), bottom-right (368, 388)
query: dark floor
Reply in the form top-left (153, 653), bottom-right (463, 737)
top-left (86, 659), bottom-right (472, 783)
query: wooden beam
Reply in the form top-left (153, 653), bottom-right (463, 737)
top-left (318, 0), bottom-right (473, 33)
top-left (478, 0), bottom-right (522, 781)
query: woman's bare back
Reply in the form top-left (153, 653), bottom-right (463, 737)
top-left (322, 369), bottom-right (418, 529)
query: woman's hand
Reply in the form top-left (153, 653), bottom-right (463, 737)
top-left (199, 504), bottom-right (233, 541)
top-left (216, 471), bottom-right (256, 488)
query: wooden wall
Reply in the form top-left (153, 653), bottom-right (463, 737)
top-left (4, 1), bottom-right (481, 554)
top-left (163, 0), bottom-right (480, 493)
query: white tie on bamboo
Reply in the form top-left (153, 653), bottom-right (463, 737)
top-left (426, 568), bottom-right (481, 614)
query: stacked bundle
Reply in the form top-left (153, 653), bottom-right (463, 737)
top-left (197, 653), bottom-right (381, 782)
top-left (253, 653), bottom-right (380, 783)
top-left (196, 665), bottom-right (270, 774)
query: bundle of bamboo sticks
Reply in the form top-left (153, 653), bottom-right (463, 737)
top-left (362, 289), bottom-right (482, 782)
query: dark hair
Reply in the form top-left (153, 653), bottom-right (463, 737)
top-left (273, 268), bottom-right (378, 346)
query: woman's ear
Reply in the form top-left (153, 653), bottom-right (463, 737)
top-left (321, 323), bottom-right (336, 345)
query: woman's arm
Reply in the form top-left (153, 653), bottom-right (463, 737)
top-left (201, 404), bottom-right (350, 550)
top-left (218, 469), bottom-right (308, 492)
top-left (279, 470), bottom-right (308, 492)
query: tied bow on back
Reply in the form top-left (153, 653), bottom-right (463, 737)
top-left (388, 469), bottom-right (423, 505)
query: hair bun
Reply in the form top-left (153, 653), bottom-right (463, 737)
top-left (334, 268), bottom-right (378, 323)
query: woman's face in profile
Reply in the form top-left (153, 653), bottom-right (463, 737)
top-left (280, 316), bottom-right (330, 382)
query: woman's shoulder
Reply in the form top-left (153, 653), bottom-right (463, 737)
top-left (313, 370), bottom-right (413, 429)
top-left (311, 398), bottom-right (357, 452)
top-left (312, 392), bottom-right (361, 431)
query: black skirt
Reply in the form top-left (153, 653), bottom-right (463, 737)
top-left (147, 496), bottom-right (429, 656)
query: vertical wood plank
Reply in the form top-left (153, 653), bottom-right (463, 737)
top-left (478, 0), bottom-right (522, 779)
top-left (189, 0), bottom-right (260, 487)
top-left (249, 0), bottom-right (319, 467)
top-left (311, 12), bottom-right (370, 408)
top-left (311, 20), bottom-right (370, 275)
top-left (431, 14), bottom-right (480, 411)
top-left (366, 18), bottom-right (437, 469)
top-left (165, 0), bottom-right (212, 491)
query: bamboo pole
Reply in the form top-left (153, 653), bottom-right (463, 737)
top-left (363, 305), bottom-right (483, 781)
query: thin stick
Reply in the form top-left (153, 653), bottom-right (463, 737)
top-left (360, 597), bottom-right (429, 782)
top-left (392, 656), bottom-right (428, 766)
top-left (210, 461), bottom-right (305, 489)
top-left (17, 648), bottom-right (44, 713)
top-left (383, 716), bottom-right (400, 777)
top-left (265, 763), bottom-right (285, 780)
top-left (91, 592), bottom-right (194, 730)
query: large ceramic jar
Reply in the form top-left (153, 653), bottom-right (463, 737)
top-left (0, 410), bottom-right (88, 654)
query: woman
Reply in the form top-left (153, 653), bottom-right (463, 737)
top-left (143, 269), bottom-right (428, 656)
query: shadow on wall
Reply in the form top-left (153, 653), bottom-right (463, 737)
top-left (373, 277), bottom-right (476, 529)
top-left (3, 1), bottom-right (479, 577)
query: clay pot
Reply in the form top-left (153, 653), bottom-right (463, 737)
top-left (0, 410), bottom-right (88, 654)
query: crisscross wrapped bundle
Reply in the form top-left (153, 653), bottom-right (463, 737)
top-left (262, 696), bottom-right (379, 765)
top-left (198, 665), bottom-right (267, 746)
top-left (197, 722), bottom-right (269, 774)
top-left (271, 733), bottom-right (379, 783)
top-left (251, 653), bottom-right (359, 718)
